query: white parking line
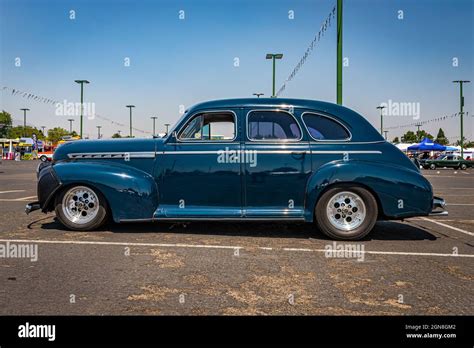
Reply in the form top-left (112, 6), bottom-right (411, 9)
top-left (0, 238), bottom-right (472, 258)
top-left (0, 196), bottom-right (37, 202)
top-left (447, 204), bottom-right (474, 206)
top-left (0, 190), bottom-right (26, 194)
top-left (418, 217), bottom-right (474, 236)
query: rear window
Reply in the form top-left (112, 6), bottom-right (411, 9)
top-left (302, 113), bottom-right (350, 141)
top-left (248, 110), bottom-right (301, 141)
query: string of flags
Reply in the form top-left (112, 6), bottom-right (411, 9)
top-left (2, 86), bottom-right (59, 105)
top-left (384, 112), bottom-right (469, 130)
top-left (2, 86), bottom-right (151, 135)
top-left (276, 5), bottom-right (336, 97)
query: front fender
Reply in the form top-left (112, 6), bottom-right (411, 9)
top-left (51, 161), bottom-right (159, 222)
top-left (305, 160), bottom-right (433, 221)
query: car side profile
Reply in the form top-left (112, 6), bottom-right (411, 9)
top-left (422, 154), bottom-right (472, 170)
top-left (26, 98), bottom-right (447, 240)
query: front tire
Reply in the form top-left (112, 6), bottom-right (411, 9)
top-left (40, 156), bottom-right (48, 162)
top-left (460, 163), bottom-right (467, 170)
top-left (315, 185), bottom-right (378, 240)
top-left (55, 185), bottom-right (108, 231)
top-left (429, 163), bottom-right (436, 170)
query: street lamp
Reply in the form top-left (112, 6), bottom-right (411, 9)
top-left (117, 130), bottom-right (122, 137)
top-left (253, 93), bottom-right (264, 98)
top-left (452, 80), bottom-right (470, 157)
top-left (67, 119), bottom-right (74, 134)
top-left (96, 125), bottom-right (102, 139)
top-left (41, 126), bottom-right (46, 136)
top-left (376, 105), bottom-right (386, 136)
top-left (383, 130), bottom-right (388, 140)
top-left (266, 53), bottom-right (283, 98)
top-left (20, 108), bottom-right (30, 137)
top-left (151, 116), bottom-right (158, 136)
top-left (126, 105), bottom-right (135, 137)
top-left (74, 80), bottom-right (90, 139)
top-left (164, 123), bottom-right (170, 134)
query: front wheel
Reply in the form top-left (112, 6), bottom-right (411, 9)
top-left (460, 163), bottom-right (467, 170)
top-left (55, 185), bottom-right (108, 231)
top-left (429, 163), bottom-right (436, 170)
top-left (315, 186), bottom-right (378, 240)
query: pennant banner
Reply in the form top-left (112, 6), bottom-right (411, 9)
top-left (384, 112), bottom-right (469, 130)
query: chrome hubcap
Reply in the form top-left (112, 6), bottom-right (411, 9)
top-left (326, 191), bottom-right (366, 231)
top-left (62, 186), bottom-right (99, 224)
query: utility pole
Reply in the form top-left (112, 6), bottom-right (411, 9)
top-left (117, 130), bottom-right (122, 137)
top-left (452, 80), bottom-right (470, 157)
top-left (376, 105), bottom-right (386, 136)
top-left (20, 108), bottom-right (30, 137)
top-left (337, 0), bottom-right (343, 105)
top-left (96, 125), bottom-right (102, 139)
top-left (415, 122), bottom-right (422, 141)
top-left (126, 105), bottom-right (135, 137)
top-left (383, 130), bottom-right (388, 140)
top-left (266, 53), bottom-right (283, 97)
top-left (151, 116), bottom-right (158, 136)
top-left (164, 123), bottom-right (170, 134)
top-left (67, 119), bottom-right (74, 134)
top-left (253, 93), bottom-right (264, 98)
top-left (74, 80), bottom-right (90, 139)
top-left (41, 126), bottom-right (46, 136)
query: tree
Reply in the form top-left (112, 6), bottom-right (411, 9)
top-left (435, 128), bottom-right (449, 145)
top-left (392, 137), bottom-right (400, 144)
top-left (401, 131), bottom-right (417, 143)
top-left (0, 110), bottom-right (12, 138)
top-left (7, 125), bottom-right (45, 140)
top-left (416, 130), bottom-right (433, 141)
top-left (111, 132), bottom-right (122, 138)
top-left (47, 127), bottom-right (70, 143)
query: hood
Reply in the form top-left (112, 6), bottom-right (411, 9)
top-left (53, 138), bottom-right (160, 161)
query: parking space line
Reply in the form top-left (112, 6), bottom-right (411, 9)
top-left (0, 190), bottom-right (26, 194)
top-left (447, 204), bottom-right (474, 206)
top-left (0, 196), bottom-right (37, 202)
top-left (419, 217), bottom-right (474, 237)
top-left (0, 238), bottom-right (472, 258)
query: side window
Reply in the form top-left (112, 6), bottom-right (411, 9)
top-left (179, 112), bottom-right (235, 141)
top-left (248, 110), bottom-right (301, 141)
top-left (302, 113), bottom-right (350, 141)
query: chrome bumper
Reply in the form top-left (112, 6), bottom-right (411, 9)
top-left (25, 201), bottom-right (41, 215)
top-left (430, 196), bottom-right (448, 216)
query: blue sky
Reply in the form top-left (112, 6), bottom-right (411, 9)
top-left (1, 0), bottom-right (472, 140)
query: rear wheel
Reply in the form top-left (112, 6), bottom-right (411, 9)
top-left (315, 186), bottom-right (378, 240)
top-left (55, 185), bottom-right (108, 231)
top-left (40, 155), bottom-right (48, 162)
top-left (460, 163), bottom-right (467, 170)
top-left (429, 163), bottom-right (436, 170)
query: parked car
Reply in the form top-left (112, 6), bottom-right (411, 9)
top-left (422, 154), bottom-right (473, 170)
top-left (38, 150), bottom-right (54, 162)
top-left (26, 98), bottom-right (447, 240)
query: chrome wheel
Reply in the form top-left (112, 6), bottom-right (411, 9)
top-left (61, 186), bottom-right (100, 225)
top-left (326, 191), bottom-right (366, 231)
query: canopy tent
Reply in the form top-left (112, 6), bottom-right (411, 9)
top-left (407, 138), bottom-right (446, 152)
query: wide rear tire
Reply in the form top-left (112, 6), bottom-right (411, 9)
top-left (315, 185), bottom-right (378, 240)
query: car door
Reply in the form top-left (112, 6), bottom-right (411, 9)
top-left (243, 108), bottom-right (311, 219)
top-left (155, 109), bottom-right (242, 218)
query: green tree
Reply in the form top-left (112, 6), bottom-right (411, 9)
top-left (111, 132), bottom-right (122, 138)
top-left (401, 131), bottom-right (417, 143)
top-left (392, 136), bottom-right (400, 143)
top-left (465, 140), bottom-right (474, 148)
top-left (47, 127), bottom-right (70, 143)
top-left (435, 128), bottom-right (449, 145)
top-left (7, 125), bottom-right (45, 139)
top-left (416, 130), bottom-right (433, 141)
top-left (0, 110), bottom-right (13, 138)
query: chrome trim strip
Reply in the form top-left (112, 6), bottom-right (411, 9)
top-left (68, 151), bottom-right (155, 159)
top-left (160, 150), bottom-right (381, 155)
top-left (176, 109), bottom-right (238, 143)
top-left (245, 109), bottom-right (304, 142)
top-left (301, 111), bottom-right (352, 142)
top-left (155, 217), bottom-right (306, 221)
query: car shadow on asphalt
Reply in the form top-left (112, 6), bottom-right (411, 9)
top-left (39, 218), bottom-right (437, 241)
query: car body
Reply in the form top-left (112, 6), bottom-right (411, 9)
top-left (38, 151), bottom-right (54, 162)
top-left (421, 154), bottom-right (473, 170)
top-left (26, 98), bottom-right (447, 240)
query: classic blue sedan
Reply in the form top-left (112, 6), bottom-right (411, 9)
top-left (26, 98), bottom-right (447, 240)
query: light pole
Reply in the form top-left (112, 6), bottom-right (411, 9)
top-left (74, 80), bottom-right (90, 139)
top-left (117, 130), bottom-right (122, 137)
top-left (383, 130), bottom-right (388, 140)
top-left (336, 0), bottom-right (343, 105)
top-left (41, 126), bottom-right (46, 137)
top-left (151, 116), bottom-right (158, 136)
top-left (452, 80), bottom-right (470, 157)
top-left (67, 119), bottom-right (74, 134)
top-left (164, 123), bottom-right (170, 134)
top-left (20, 108), bottom-right (30, 137)
top-left (126, 105), bottom-right (135, 137)
top-left (253, 93), bottom-right (264, 98)
top-left (415, 122), bottom-right (422, 141)
top-left (96, 125), bottom-right (102, 139)
top-left (266, 53), bottom-right (283, 97)
top-left (376, 105), bottom-right (386, 136)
